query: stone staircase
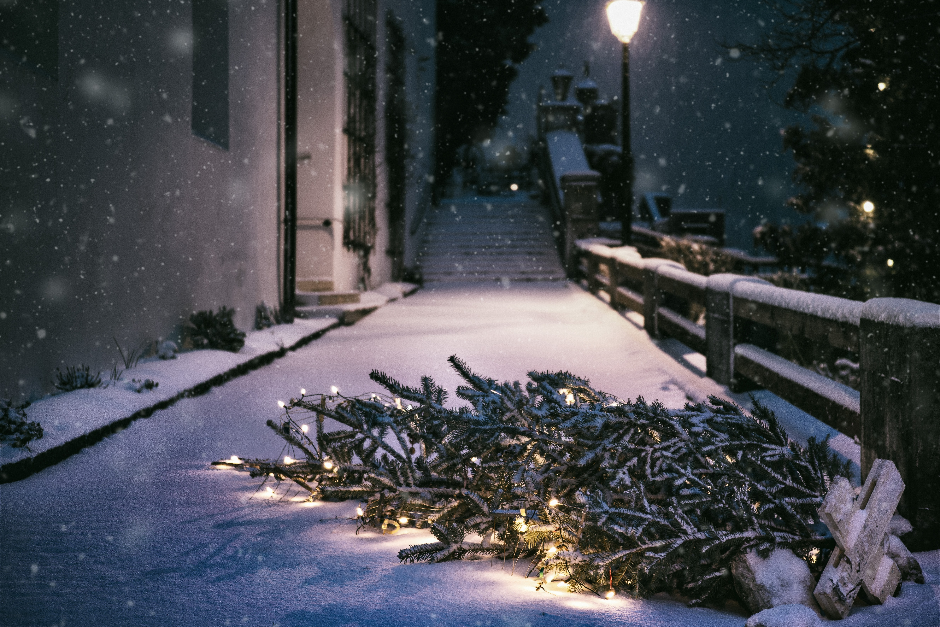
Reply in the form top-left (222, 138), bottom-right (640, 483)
top-left (417, 196), bottom-right (566, 284)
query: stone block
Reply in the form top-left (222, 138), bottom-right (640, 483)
top-left (731, 548), bottom-right (820, 615)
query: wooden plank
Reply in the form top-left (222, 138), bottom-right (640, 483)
top-left (615, 258), bottom-right (645, 283)
top-left (734, 297), bottom-right (859, 352)
top-left (614, 285), bottom-right (644, 315)
top-left (734, 343), bottom-right (860, 438)
top-left (657, 307), bottom-right (707, 354)
top-left (657, 272), bottom-right (706, 308)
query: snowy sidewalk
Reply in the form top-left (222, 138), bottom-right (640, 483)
top-left (1, 282), bottom-right (938, 627)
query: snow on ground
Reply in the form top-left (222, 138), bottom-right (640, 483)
top-left (1, 282), bottom-right (938, 626)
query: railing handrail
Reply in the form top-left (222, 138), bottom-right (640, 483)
top-left (573, 237), bottom-right (940, 549)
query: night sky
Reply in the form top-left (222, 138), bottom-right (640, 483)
top-left (499, 0), bottom-right (806, 250)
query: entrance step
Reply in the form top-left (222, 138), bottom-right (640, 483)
top-left (296, 291), bottom-right (361, 306)
top-left (296, 278), bottom-right (334, 293)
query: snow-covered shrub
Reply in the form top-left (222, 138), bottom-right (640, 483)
top-left (130, 378), bottom-right (159, 393)
top-left (657, 236), bottom-right (737, 276)
top-left (0, 398), bottom-right (43, 449)
top-left (186, 307), bottom-right (245, 352)
top-left (254, 302), bottom-right (284, 330)
top-left (233, 357), bottom-right (850, 607)
top-left (54, 364), bottom-right (102, 392)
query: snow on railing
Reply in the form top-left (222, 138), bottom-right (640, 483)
top-left (574, 239), bottom-right (940, 550)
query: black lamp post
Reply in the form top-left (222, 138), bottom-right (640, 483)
top-left (606, 0), bottom-right (644, 244)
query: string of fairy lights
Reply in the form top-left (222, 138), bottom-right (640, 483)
top-left (212, 384), bottom-right (623, 599)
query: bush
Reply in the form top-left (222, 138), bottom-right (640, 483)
top-left (254, 302), bottom-right (284, 330)
top-left (0, 398), bottom-right (43, 449)
top-left (54, 364), bottom-right (102, 392)
top-left (186, 306), bottom-right (246, 352)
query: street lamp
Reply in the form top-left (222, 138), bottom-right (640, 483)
top-left (606, 0), bottom-right (643, 244)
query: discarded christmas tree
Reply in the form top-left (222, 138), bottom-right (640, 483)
top-left (225, 357), bottom-right (849, 607)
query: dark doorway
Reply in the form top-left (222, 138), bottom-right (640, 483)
top-left (385, 14), bottom-right (407, 281)
top-left (342, 0), bottom-right (378, 290)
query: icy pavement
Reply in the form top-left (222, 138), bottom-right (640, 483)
top-left (1, 282), bottom-right (938, 626)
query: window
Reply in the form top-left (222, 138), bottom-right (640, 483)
top-left (342, 0), bottom-right (378, 285)
top-left (191, 0), bottom-right (229, 149)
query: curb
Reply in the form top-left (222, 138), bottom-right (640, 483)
top-left (0, 283), bottom-right (420, 484)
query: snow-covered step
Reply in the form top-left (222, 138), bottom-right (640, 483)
top-left (418, 196), bottom-right (566, 283)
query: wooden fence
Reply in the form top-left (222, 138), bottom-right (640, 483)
top-left (577, 240), bottom-right (940, 551)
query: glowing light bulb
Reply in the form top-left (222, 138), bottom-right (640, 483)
top-left (398, 516), bottom-right (409, 525)
top-left (547, 546), bottom-right (558, 555)
top-left (356, 506), bottom-right (365, 517)
top-left (878, 81), bottom-right (887, 91)
top-left (300, 424), bottom-right (309, 433)
top-left (510, 183), bottom-right (519, 191)
top-left (605, 589), bottom-right (616, 600)
top-left (470, 457), bottom-right (480, 464)
top-left (862, 200), bottom-right (875, 213)
top-left (548, 498), bottom-right (559, 507)
top-left (265, 486), bottom-right (274, 495)
top-left (887, 258), bottom-right (895, 267)
top-left (227, 456), bottom-right (243, 465)
top-left (406, 404), bottom-right (413, 411)
top-left (323, 460), bottom-right (334, 470)
top-left (330, 385), bottom-right (339, 395)
top-left (394, 398), bottom-right (403, 410)
top-left (277, 400), bottom-right (286, 408)
top-left (557, 581), bottom-right (568, 589)
top-left (565, 393), bottom-right (575, 405)
top-left (300, 388), bottom-right (306, 396)
top-left (283, 456), bottom-right (296, 465)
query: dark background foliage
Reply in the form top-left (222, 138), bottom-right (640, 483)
top-left (740, 0), bottom-right (940, 303)
top-left (433, 0), bottom-right (548, 200)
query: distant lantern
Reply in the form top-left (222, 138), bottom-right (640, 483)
top-left (878, 82), bottom-right (887, 91)
top-left (606, 0), bottom-right (645, 44)
top-left (862, 200), bottom-right (875, 213)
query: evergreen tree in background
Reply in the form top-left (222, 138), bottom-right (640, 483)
top-left (229, 357), bottom-right (850, 607)
top-left (433, 0), bottom-right (547, 200)
top-left (739, 0), bottom-right (940, 304)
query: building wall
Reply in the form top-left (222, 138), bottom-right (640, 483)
top-left (1, 0), bottom-right (281, 401)
top-left (0, 0), bottom-right (436, 402)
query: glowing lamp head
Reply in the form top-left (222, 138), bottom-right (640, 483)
top-left (356, 506), bottom-right (364, 517)
top-left (878, 81), bottom-right (887, 91)
top-left (605, 589), bottom-right (616, 599)
top-left (547, 546), bottom-right (558, 555)
top-left (510, 183), bottom-right (519, 191)
top-left (322, 460), bottom-right (334, 470)
top-left (606, 0), bottom-right (644, 44)
top-left (300, 388), bottom-right (306, 396)
top-left (277, 400), bottom-right (286, 408)
top-left (862, 200), bottom-right (875, 213)
top-left (330, 385), bottom-right (339, 395)
top-left (283, 456), bottom-right (296, 465)
top-left (398, 516), bottom-right (409, 525)
top-left (548, 498), bottom-right (559, 507)
top-left (887, 258), bottom-right (895, 267)
top-left (300, 424), bottom-right (309, 433)
top-left (227, 455), bottom-right (243, 465)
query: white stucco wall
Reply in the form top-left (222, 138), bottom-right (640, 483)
top-left (0, 0), bottom-right (282, 401)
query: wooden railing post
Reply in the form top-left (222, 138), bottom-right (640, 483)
top-left (860, 298), bottom-right (940, 550)
top-left (607, 259), bottom-right (621, 305)
top-left (642, 259), bottom-right (683, 337)
top-left (705, 274), bottom-right (769, 387)
top-left (560, 171), bottom-right (601, 276)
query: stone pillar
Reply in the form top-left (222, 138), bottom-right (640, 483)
top-left (705, 274), bottom-right (769, 387)
top-left (560, 171), bottom-right (601, 275)
top-left (642, 259), bottom-right (684, 337)
top-left (860, 298), bottom-right (940, 550)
